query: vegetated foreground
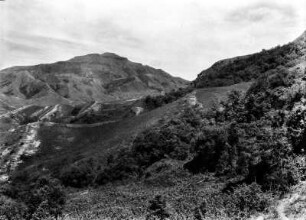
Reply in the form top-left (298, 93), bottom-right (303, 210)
top-left (1, 31), bottom-right (306, 219)
top-left (0, 83), bottom-right (256, 219)
top-left (64, 67), bottom-right (306, 219)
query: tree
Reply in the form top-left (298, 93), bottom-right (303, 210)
top-left (26, 176), bottom-right (66, 219)
top-left (2, 173), bottom-right (66, 220)
top-left (0, 195), bottom-right (28, 220)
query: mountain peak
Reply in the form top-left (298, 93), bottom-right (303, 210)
top-left (101, 52), bottom-right (127, 59)
top-left (69, 52), bottom-right (127, 63)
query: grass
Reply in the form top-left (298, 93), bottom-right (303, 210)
top-left (63, 169), bottom-right (223, 219)
top-left (7, 82), bottom-right (252, 180)
top-left (195, 82), bottom-right (252, 107)
top-left (1, 82), bottom-right (257, 219)
top-left (17, 96), bottom-right (183, 175)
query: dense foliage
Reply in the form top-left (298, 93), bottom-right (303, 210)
top-left (60, 157), bottom-right (99, 188)
top-left (2, 59), bottom-right (306, 218)
top-left (143, 87), bottom-right (193, 110)
top-left (60, 65), bottom-right (306, 199)
top-left (0, 171), bottom-right (66, 220)
top-left (95, 106), bottom-right (201, 185)
top-left (194, 183), bottom-right (271, 219)
top-left (71, 65), bottom-right (306, 218)
top-left (195, 43), bottom-right (303, 87)
top-left (93, 77), bottom-right (304, 193)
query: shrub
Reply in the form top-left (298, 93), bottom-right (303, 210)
top-left (1, 173), bottom-right (66, 220)
top-left (287, 103), bottom-right (306, 153)
top-left (96, 107), bottom-right (203, 185)
top-left (95, 149), bottom-right (140, 185)
top-left (60, 158), bottom-right (98, 188)
top-left (194, 183), bottom-right (271, 219)
top-left (24, 175), bottom-right (66, 219)
top-left (146, 195), bottom-right (171, 220)
top-left (144, 87), bottom-right (193, 110)
top-left (0, 195), bottom-right (28, 220)
top-left (184, 126), bottom-right (229, 173)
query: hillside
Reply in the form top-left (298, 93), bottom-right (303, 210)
top-left (51, 31), bottom-right (306, 219)
top-left (0, 52), bottom-right (188, 113)
top-left (59, 51), bottom-right (306, 219)
top-left (194, 31), bottom-right (306, 88)
top-left (1, 30), bottom-right (306, 220)
top-left (0, 83), bottom-right (249, 182)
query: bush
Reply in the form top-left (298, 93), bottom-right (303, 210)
top-left (1, 173), bottom-right (66, 220)
top-left (95, 149), bottom-right (140, 185)
top-left (60, 158), bottom-right (98, 188)
top-left (287, 103), bottom-right (306, 153)
top-left (194, 183), bottom-right (271, 219)
top-left (230, 183), bottom-right (271, 214)
top-left (0, 195), bottom-right (28, 220)
top-left (144, 87), bottom-right (193, 110)
top-left (184, 126), bottom-right (229, 174)
top-left (146, 195), bottom-right (171, 220)
top-left (96, 107), bottom-right (203, 185)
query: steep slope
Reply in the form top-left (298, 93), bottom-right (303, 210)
top-left (0, 52), bottom-right (188, 109)
top-left (194, 30), bottom-right (306, 88)
top-left (0, 83), bottom-right (250, 182)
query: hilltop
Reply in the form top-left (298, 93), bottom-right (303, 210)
top-left (0, 52), bottom-right (188, 112)
top-left (194, 30), bottom-right (306, 88)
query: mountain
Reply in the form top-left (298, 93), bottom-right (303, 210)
top-left (0, 53), bottom-right (189, 181)
top-left (2, 31), bottom-right (306, 219)
top-left (194, 30), bottom-right (306, 88)
top-left (0, 52), bottom-right (188, 111)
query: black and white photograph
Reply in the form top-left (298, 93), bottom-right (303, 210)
top-left (0, 0), bottom-right (306, 219)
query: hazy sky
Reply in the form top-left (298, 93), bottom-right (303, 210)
top-left (0, 0), bottom-right (305, 80)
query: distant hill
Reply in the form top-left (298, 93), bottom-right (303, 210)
top-left (194, 30), bottom-right (306, 88)
top-left (0, 52), bottom-right (188, 112)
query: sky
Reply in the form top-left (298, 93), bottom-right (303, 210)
top-left (0, 0), bottom-right (306, 80)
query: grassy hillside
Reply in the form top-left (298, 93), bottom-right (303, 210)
top-left (60, 62), bottom-right (306, 219)
top-left (0, 82), bottom-right (257, 219)
top-left (6, 84), bottom-right (249, 178)
top-left (1, 32), bottom-right (306, 220)
top-left (59, 62), bottom-right (306, 219)
top-left (0, 79), bottom-right (304, 219)
top-left (195, 82), bottom-right (252, 106)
